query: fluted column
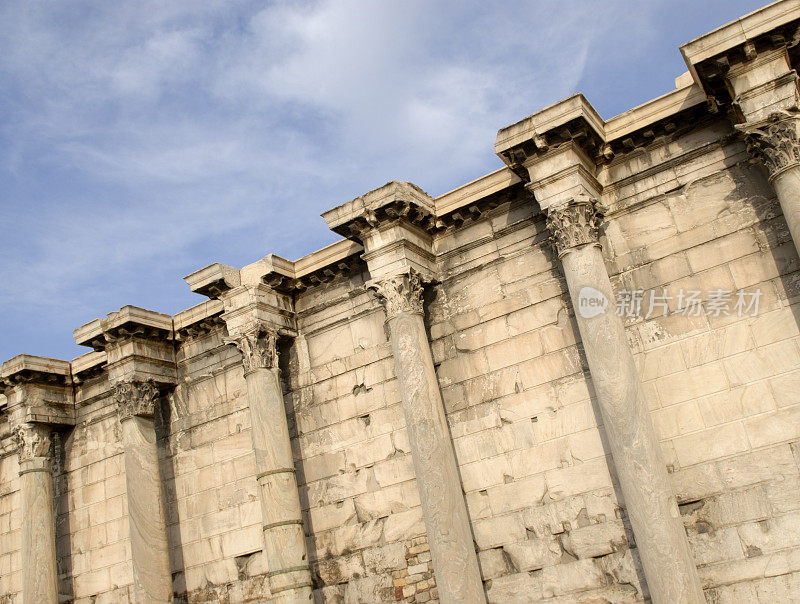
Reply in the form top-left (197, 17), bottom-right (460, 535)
top-left (368, 271), bottom-right (485, 604)
top-left (227, 323), bottom-right (313, 602)
top-left (545, 198), bottom-right (703, 603)
top-left (112, 380), bottom-right (172, 603)
top-left (741, 111), bottom-right (800, 258)
top-left (14, 422), bottom-right (58, 604)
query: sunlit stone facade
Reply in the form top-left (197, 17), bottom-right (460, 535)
top-left (3, 3), bottom-right (800, 602)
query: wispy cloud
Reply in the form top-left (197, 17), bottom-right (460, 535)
top-left (0, 0), bottom-right (765, 360)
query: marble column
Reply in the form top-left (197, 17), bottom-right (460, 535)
top-left (15, 422), bottom-right (58, 604)
top-left (545, 198), bottom-right (703, 604)
top-left (227, 323), bottom-right (313, 601)
top-left (368, 271), bottom-right (485, 604)
top-left (112, 380), bottom-right (172, 603)
top-left (741, 111), bottom-right (800, 259)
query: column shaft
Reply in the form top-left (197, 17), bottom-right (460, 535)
top-left (771, 166), bottom-right (800, 257)
top-left (114, 381), bottom-right (172, 603)
top-left (16, 423), bottom-right (58, 604)
top-left (120, 417), bottom-right (172, 602)
top-left (245, 367), bottom-right (313, 599)
top-left (227, 323), bottom-right (312, 601)
top-left (549, 200), bottom-right (703, 604)
top-left (371, 273), bottom-right (485, 604)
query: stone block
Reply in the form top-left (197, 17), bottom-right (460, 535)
top-left (220, 526), bottom-right (262, 559)
top-left (717, 444), bottom-right (797, 489)
top-left (698, 381), bottom-right (775, 427)
top-left (502, 537), bottom-right (561, 572)
top-left (473, 514), bottom-right (526, 550)
top-left (306, 466), bottom-right (374, 508)
top-left (769, 369), bottom-right (800, 409)
top-left (725, 340), bottom-right (800, 388)
top-left (343, 433), bottom-right (395, 470)
top-left (383, 508), bottom-right (425, 543)
top-left (561, 520), bottom-right (628, 559)
top-left (540, 558), bottom-right (606, 597)
top-left (298, 451), bottom-right (347, 485)
top-left (544, 457), bottom-right (614, 500)
top-left (530, 400), bottom-right (597, 442)
top-left (486, 475), bottom-right (547, 516)
top-left (485, 331), bottom-right (544, 373)
top-left (478, 548), bottom-right (512, 580)
top-left (738, 513), bottom-right (800, 555)
top-left (744, 404), bottom-right (800, 449)
top-left (308, 499), bottom-right (357, 534)
top-left (688, 525), bottom-right (743, 566)
top-left (353, 482), bottom-right (419, 521)
top-left (673, 421), bottom-right (749, 467)
top-left (653, 400), bottom-right (703, 440)
top-left (362, 543), bottom-right (406, 574)
top-left (518, 347), bottom-right (583, 390)
top-left (670, 463), bottom-right (725, 503)
top-left (655, 362), bottom-right (729, 406)
top-left (317, 552), bottom-right (365, 586)
top-left (486, 571), bottom-right (542, 603)
top-left (372, 455), bottom-right (414, 488)
top-left (329, 519), bottom-right (384, 557)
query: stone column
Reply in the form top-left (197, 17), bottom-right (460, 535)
top-left (227, 323), bottom-right (313, 602)
top-left (368, 271), bottom-right (486, 604)
top-left (546, 198), bottom-right (703, 604)
top-left (14, 422), bottom-right (58, 604)
top-left (741, 112), bottom-right (800, 258)
top-left (112, 380), bottom-right (172, 603)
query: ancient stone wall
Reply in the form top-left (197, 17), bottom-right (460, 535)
top-left (3, 3), bottom-right (800, 603)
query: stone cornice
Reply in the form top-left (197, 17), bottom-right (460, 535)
top-left (261, 243), bottom-right (365, 293)
top-left (680, 0), bottom-right (800, 86)
top-left (322, 181), bottom-right (437, 241)
top-left (495, 95), bottom-right (606, 181)
top-left (184, 262), bottom-right (241, 299)
top-left (0, 355), bottom-right (71, 388)
top-left (74, 306), bottom-right (177, 388)
top-left (173, 300), bottom-right (226, 340)
top-left (0, 355), bottom-right (76, 427)
top-left (680, 1), bottom-right (800, 113)
top-left (75, 306), bottom-right (174, 351)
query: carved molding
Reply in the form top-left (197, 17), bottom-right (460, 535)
top-left (113, 379), bottom-right (160, 421)
top-left (225, 323), bottom-right (279, 373)
top-left (367, 270), bottom-right (426, 321)
top-left (546, 197), bottom-right (604, 256)
top-left (14, 423), bottom-right (53, 464)
top-left (739, 111), bottom-right (800, 181)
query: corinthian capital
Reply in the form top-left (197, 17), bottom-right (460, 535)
top-left (14, 422), bottom-right (53, 464)
top-left (367, 270), bottom-right (425, 321)
top-left (113, 379), bottom-right (160, 421)
top-left (225, 323), bottom-right (278, 373)
top-left (546, 197), bottom-right (603, 257)
top-left (739, 111), bottom-right (800, 181)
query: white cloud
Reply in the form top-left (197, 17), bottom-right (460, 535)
top-left (0, 0), bottom-right (674, 359)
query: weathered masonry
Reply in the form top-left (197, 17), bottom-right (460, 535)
top-left (3, 2), bottom-right (800, 602)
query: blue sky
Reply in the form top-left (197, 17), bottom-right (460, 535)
top-left (0, 0), bottom-right (767, 363)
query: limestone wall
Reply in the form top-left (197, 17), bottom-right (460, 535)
top-left (3, 4), bottom-right (800, 602)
